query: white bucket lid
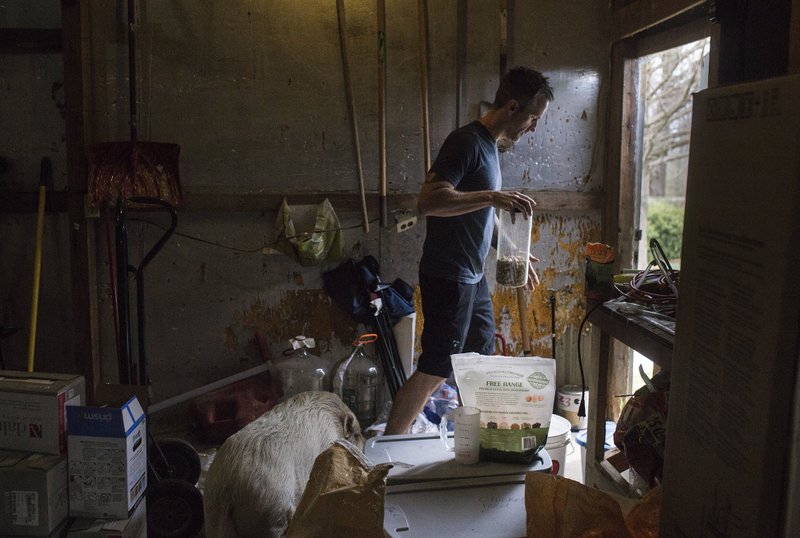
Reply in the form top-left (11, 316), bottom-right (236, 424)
top-left (545, 414), bottom-right (572, 446)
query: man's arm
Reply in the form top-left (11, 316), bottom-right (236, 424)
top-left (417, 172), bottom-right (537, 217)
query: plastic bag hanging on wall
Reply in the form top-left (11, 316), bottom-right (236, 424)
top-left (273, 198), bottom-right (344, 266)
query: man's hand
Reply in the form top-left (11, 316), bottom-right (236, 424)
top-left (526, 253), bottom-right (540, 290)
top-left (492, 190), bottom-right (537, 218)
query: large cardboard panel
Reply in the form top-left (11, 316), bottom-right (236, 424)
top-left (660, 75), bottom-right (800, 537)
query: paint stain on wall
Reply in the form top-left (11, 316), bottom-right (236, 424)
top-left (229, 290), bottom-right (357, 352)
top-left (224, 326), bottom-right (238, 350)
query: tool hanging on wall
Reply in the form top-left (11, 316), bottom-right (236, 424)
top-left (455, 0), bottom-right (466, 128)
top-left (26, 157), bottom-right (51, 372)
top-left (417, 0), bottom-right (431, 171)
top-left (516, 287), bottom-right (531, 355)
top-left (336, 0), bottom-right (369, 233)
top-left (499, 0), bottom-right (509, 78)
top-left (377, 0), bottom-right (388, 227)
top-left (88, 0), bottom-right (183, 380)
top-left (87, 0), bottom-right (182, 209)
top-left (550, 293), bottom-right (557, 361)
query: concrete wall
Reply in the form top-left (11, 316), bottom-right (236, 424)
top-left (0, 1), bottom-right (610, 403)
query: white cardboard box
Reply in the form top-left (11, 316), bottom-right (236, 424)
top-left (660, 74), bottom-right (800, 537)
top-left (0, 449), bottom-right (69, 537)
top-left (0, 371), bottom-right (85, 455)
top-left (66, 498), bottom-right (146, 538)
top-left (66, 396), bottom-right (147, 520)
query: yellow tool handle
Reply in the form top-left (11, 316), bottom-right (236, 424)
top-left (27, 184), bottom-right (46, 372)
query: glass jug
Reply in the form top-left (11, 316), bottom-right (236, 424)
top-left (332, 334), bottom-right (383, 427)
top-left (496, 209), bottom-right (532, 287)
top-left (275, 335), bottom-right (329, 400)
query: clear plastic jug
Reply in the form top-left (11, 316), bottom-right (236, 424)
top-left (275, 335), bottom-right (329, 400)
top-left (496, 209), bottom-right (532, 287)
top-left (332, 334), bottom-right (383, 427)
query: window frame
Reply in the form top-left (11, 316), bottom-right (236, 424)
top-left (598, 8), bottom-right (717, 449)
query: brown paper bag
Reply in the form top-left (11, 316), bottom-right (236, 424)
top-left (286, 440), bottom-right (392, 537)
top-left (525, 473), bottom-right (662, 537)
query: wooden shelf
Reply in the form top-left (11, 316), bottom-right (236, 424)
top-left (587, 300), bottom-right (674, 368)
top-left (584, 299), bottom-right (675, 496)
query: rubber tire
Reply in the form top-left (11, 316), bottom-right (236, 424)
top-left (150, 438), bottom-right (202, 485)
top-left (147, 478), bottom-right (204, 538)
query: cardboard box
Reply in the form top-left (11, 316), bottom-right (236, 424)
top-left (0, 371), bottom-right (85, 455)
top-left (66, 397), bottom-right (147, 520)
top-left (660, 75), bottom-right (800, 536)
top-left (66, 499), bottom-right (146, 538)
top-left (0, 450), bottom-right (69, 537)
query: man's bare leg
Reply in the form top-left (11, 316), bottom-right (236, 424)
top-left (384, 371), bottom-right (446, 435)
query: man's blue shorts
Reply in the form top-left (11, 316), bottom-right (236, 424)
top-left (416, 272), bottom-right (496, 378)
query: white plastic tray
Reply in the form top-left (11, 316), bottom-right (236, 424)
top-left (365, 432), bottom-right (551, 483)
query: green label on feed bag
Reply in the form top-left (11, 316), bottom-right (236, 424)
top-left (528, 371), bottom-right (549, 389)
top-left (479, 426), bottom-right (548, 463)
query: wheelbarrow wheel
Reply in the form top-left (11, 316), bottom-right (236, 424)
top-left (147, 478), bottom-right (204, 538)
top-left (150, 438), bottom-right (201, 485)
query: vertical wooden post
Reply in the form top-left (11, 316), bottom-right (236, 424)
top-left (62, 0), bottom-right (100, 401)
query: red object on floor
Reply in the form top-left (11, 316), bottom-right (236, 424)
top-left (190, 374), bottom-right (278, 443)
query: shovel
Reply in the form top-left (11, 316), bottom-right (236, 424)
top-left (87, 0), bottom-right (181, 209)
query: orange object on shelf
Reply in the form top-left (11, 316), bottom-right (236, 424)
top-left (585, 242), bottom-right (616, 299)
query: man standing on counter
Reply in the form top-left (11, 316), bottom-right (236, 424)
top-left (384, 66), bottom-right (553, 435)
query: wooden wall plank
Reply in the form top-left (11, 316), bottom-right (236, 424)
top-left (2, 190), bottom-right (604, 214)
top-left (178, 191), bottom-right (604, 214)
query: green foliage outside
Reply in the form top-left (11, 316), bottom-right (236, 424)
top-left (647, 200), bottom-right (684, 261)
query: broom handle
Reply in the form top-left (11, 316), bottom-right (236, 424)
top-left (336, 0), bottom-right (369, 234)
top-left (128, 0), bottom-right (138, 141)
top-left (377, 0), bottom-right (388, 227)
top-left (27, 158), bottom-right (51, 372)
top-left (516, 287), bottom-right (531, 355)
top-left (417, 0), bottom-right (430, 171)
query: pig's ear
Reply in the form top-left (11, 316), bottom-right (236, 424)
top-left (341, 411), bottom-right (361, 439)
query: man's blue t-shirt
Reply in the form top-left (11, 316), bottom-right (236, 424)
top-left (419, 121), bottom-right (500, 284)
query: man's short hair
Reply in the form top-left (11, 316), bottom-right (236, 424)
top-left (493, 66), bottom-right (554, 109)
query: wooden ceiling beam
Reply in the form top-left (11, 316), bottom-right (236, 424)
top-left (612, 0), bottom-right (707, 41)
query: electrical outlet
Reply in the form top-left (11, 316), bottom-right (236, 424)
top-left (395, 215), bottom-right (417, 233)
